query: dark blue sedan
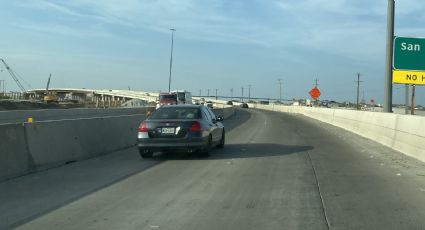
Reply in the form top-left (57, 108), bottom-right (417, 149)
top-left (137, 105), bottom-right (225, 158)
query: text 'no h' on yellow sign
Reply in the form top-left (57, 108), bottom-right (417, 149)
top-left (393, 70), bottom-right (425, 85)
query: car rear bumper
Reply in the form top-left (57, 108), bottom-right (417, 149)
top-left (137, 136), bottom-right (208, 152)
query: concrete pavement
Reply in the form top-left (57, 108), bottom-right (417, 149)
top-left (3, 108), bottom-right (425, 229)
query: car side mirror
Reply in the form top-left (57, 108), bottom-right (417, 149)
top-left (216, 116), bottom-right (224, 121)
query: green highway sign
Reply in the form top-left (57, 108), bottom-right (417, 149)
top-left (393, 36), bottom-right (425, 71)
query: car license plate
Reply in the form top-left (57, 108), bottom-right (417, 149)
top-left (161, 127), bottom-right (175, 134)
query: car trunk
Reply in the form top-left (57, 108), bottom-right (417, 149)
top-left (145, 119), bottom-right (198, 139)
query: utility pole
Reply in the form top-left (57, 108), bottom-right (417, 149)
top-left (248, 85), bottom-right (251, 102)
top-left (207, 89), bottom-right (210, 97)
top-left (241, 87), bottom-right (244, 102)
top-left (277, 79), bottom-right (282, 103)
top-left (230, 88), bottom-right (233, 100)
top-left (384, 0), bottom-right (395, 113)
top-left (0, 80), bottom-right (3, 95)
top-left (405, 85), bottom-right (409, 114)
top-left (199, 89), bottom-right (202, 97)
top-left (215, 89), bottom-right (218, 100)
top-left (314, 78), bottom-right (319, 87)
top-left (168, 28), bottom-right (176, 92)
top-left (355, 73), bottom-right (363, 110)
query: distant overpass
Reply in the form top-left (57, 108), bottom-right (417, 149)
top-left (26, 88), bottom-right (159, 106)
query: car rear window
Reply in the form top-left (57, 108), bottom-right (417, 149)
top-left (150, 108), bottom-right (201, 120)
top-left (177, 92), bottom-right (185, 101)
top-left (159, 94), bottom-right (177, 100)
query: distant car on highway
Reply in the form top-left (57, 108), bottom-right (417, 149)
top-left (156, 93), bottom-right (178, 109)
top-left (137, 105), bottom-right (225, 158)
top-left (226, 101), bottom-right (233, 105)
top-left (206, 101), bottom-right (214, 109)
top-left (240, 103), bottom-right (249, 108)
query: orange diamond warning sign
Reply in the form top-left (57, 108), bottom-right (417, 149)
top-left (309, 87), bottom-right (321, 100)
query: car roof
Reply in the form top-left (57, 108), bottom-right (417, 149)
top-left (159, 104), bottom-right (202, 109)
top-left (159, 92), bottom-right (177, 95)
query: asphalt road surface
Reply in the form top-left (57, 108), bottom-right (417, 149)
top-left (3, 108), bottom-right (425, 230)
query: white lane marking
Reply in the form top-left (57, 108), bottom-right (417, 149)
top-left (380, 163), bottom-right (385, 166)
top-left (150, 226), bottom-right (160, 229)
top-left (396, 173), bottom-right (402, 176)
top-left (370, 155), bottom-right (374, 159)
top-left (420, 188), bottom-right (425, 192)
top-left (361, 150), bottom-right (366, 153)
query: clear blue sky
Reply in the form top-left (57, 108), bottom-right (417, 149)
top-left (0, 0), bottom-right (424, 104)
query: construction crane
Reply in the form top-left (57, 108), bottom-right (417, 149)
top-left (43, 74), bottom-right (58, 103)
top-left (0, 58), bottom-right (27, 92)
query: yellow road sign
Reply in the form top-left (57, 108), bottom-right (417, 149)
top-left (393, 70), bottom-right (425, 84)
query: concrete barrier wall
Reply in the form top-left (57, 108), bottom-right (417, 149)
top-left (25, 115), bottom-right (145, 169)
top-left (0, 124), bottom-right (32, 181)
top-left (0, 107), bottom-right (153, 124)
top-left (250, 103), bottom-right (425, 163)
top-left (0, 114), bottom-right (145, 181)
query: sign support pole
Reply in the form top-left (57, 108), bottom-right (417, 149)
top-left (411, 85), bottom-right (415, 115)
top-left (405, 85), bottom-right (409, 114)
top-left (384, 0), bottom-right (395, 113)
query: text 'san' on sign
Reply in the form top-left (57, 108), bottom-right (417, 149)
top-left (393, 37), bottom-right (425, 71)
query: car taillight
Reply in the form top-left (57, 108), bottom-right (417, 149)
top-left (138, 122), bottom-right (148, 132)
top-left (189, 121), bottom-right (201, 132)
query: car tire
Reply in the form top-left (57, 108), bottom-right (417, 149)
top-left (139, 148), bottom-right (153, 158)
top-left (199, 135), bottom-right (212, 157)
top-left (217, 130), bottom-right (225, 148)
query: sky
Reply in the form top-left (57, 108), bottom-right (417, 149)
top-left (0, 0), bottom-right (424, 104)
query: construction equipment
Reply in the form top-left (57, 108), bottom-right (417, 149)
top-left (43, 74), bottom-right (58, 103)
top-left (0, 58), bottom-right (27, 92)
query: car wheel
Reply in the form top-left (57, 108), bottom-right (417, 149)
top-left (199, 135), bottom-right (212, 157)
top-left (139, 148), bottom-right (153, 158)
top-left (217, 130), bottom-right (225, 148)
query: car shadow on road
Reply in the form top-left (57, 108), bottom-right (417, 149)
top-left (153, 143), bottom-right (313, 160)
top-left (212, 143), bottom-right (314, 159)
top-left (221, 108), bottom-right (251, 132)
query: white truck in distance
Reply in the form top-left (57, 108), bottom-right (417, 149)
top-left (171, 90), bottom-right (193, 105)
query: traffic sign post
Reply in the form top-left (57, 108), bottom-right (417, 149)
top-left (393, 37), bottom-right (425, 71)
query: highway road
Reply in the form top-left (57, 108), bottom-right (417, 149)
top-left (2, 108), bottom-right (425, 229)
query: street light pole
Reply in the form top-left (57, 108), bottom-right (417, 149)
top-left (168, 28), bottom-right (176, 93)
top-left (384, 0), bottom-right (395, 112)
